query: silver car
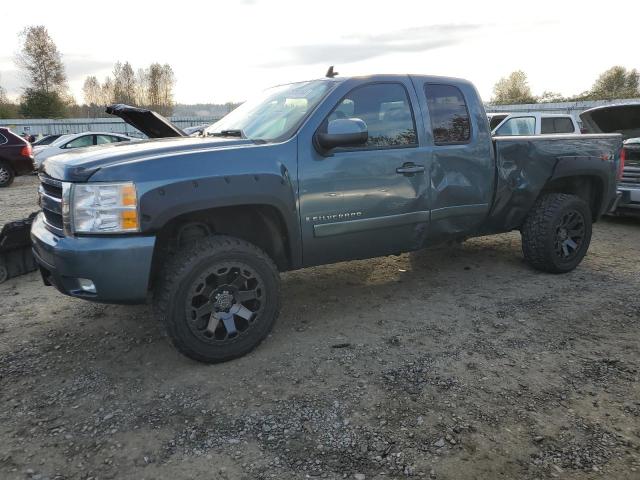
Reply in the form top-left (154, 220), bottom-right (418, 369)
top-left (33, 132), bottom-right (139, 169)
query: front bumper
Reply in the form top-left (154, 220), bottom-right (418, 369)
top-left (30, 212), bottom-right (156, 304)
top-left (615, 185), bottom-right (640, 211)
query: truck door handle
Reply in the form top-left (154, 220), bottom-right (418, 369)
top-left (396, 163), bottom-right (425, 175)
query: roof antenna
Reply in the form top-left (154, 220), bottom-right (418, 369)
top-left (325, 66), bottom-right (338, 78)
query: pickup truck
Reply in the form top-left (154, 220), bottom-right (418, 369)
top-left (31, 74), bottom-right (623, 363)
top-left (579, 103), bottom-right (640, 216)
top-left (487, 112), bottom-right (581, 136)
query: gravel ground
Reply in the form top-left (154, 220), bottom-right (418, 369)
top-left (0, 176), bottom-right (639, 480)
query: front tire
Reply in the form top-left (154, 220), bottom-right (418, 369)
top-left (153, 235), bottom-right (280, 363)
top-left (521, 193), bottom-right (592, 273)
top-left (0, 162), bottom-right (15, 187)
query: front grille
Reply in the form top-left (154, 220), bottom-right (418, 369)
top-left (621, 166), bottom-right (640, 185)
top-left (38, 174), bottom-right (64, 235)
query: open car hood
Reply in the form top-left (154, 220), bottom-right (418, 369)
top-left (106, 104), bottom-right (186, 139)
top-left (580, 103), bottom-right (640, 140)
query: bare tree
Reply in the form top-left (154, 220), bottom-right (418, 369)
top-left (135, 67), bottom-right (149, 106)
top-left (101, 77), bottom-right (114, 106)
top-left (15, 25), bottom-right (69, 117)
top-left (146, 63), bottom-right (163, 109)
top-left (80, 61), bottom-right (175, 115)
top-left (16, 26), bottom-right (67, 94)
top-left (82, 76), bottom-right (101, 116)
top-left (120, 62), bottom-right (137, 105)
top-left (158, 64), bottom-right (175, 116)
top-left (82, 76), bottom-right (100, 104)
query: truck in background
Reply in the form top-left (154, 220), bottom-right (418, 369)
top-left (580, 103), bottom-right (640, 216)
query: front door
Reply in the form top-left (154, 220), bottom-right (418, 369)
top-left (298, 80), bottom-right (431, 266)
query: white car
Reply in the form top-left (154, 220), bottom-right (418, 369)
top-left (33, 132), bottom-right (139, 169)
top-left (488, 112), bottom-right (581, 136)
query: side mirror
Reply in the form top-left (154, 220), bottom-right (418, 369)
top-left (316, 118), bottom-right (368, 150)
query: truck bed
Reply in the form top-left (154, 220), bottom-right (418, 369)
top-left (484, 133), bottom-right (622, 233)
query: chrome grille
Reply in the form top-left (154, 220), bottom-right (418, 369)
top-left (38, 174), bottom-right (64, 235)
top-left (621, 166), bottom-right (640, 185)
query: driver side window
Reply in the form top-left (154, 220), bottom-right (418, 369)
top-left (327, 83), bottom-right (417, 148)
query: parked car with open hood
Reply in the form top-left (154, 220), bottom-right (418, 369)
top-left (580, 103), bottom-right (640, 216)
top-left (0, 127), bottom-right (34, 187)
top-left (32, 74), bottom-right (622, 363)
top-left (33, 131), bottom-right (139, 169)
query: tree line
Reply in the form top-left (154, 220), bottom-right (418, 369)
top-left (491, 67), bottom-right (640, 105)
top-left (0, 26), bottom-right (176, 119)
top-left (82, 62), bottom-right (176, 117)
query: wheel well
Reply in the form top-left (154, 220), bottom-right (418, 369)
top-left (540, 176), bottom-right (603, 221)
top-left (150, 205), bottom-right (291, 285)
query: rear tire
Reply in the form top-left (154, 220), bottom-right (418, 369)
top-left (153, 235), bottom-right (280, 363)
top-left (0, 162), bottom-right (15, 187)
top-left (521, 193), bottom-right (592, 273)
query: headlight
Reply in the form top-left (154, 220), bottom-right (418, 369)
top-left (69, 182), bottom-right (140, 234)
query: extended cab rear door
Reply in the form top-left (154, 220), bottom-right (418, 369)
top-left (410, 77), bottom-right (495, 241)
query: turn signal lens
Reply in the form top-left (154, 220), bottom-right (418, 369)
top-left (120, 210), bottom-right (139, 230)
top-left (121, 184), bottom-right (137, 206)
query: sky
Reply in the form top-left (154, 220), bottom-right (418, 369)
top-left (0, 0), bottom-right (638, 105)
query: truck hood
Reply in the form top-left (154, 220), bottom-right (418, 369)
top-left (579, 103), bottom-right (640, 140)
top-left (42, 136), bottom-right (255, 181)
top-left (105, 104), bottom-right (186, 138)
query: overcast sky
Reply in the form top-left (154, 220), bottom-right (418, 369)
top-left (0, 0), bottom-right (637, 105)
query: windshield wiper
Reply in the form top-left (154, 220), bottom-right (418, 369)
top-left (209, 129), bottom-right (245, 138)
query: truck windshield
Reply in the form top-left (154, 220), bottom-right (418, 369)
top-left (205, 80), bottom-right (334, 142)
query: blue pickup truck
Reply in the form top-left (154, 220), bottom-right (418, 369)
top-left (32, 74), bottom-right (623, 363)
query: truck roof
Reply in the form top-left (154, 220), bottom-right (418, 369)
top-left (279, 74), bottom-right (474, 87)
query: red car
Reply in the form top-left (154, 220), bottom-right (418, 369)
top-left (0, 127), bottom-right (34, 187)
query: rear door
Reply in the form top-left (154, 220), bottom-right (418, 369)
top-left (412, 80), bottom-right (495, 240)
top-left (297, 78), bottom-right (432, 266)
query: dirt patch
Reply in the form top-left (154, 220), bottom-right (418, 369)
top-left (0, 178), bottom-right (639, 479)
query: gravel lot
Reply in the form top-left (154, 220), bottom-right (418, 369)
top-left (1, 176), bottom-right (639, 480)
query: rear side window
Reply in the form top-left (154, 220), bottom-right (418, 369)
top-left (0, 133), bottom-right (7, 145)
top-left (327, 83), bottom-right (417, 148)
top-left (424, 84), bottom-right (471, 145)
top-left (96, 135), bottom-right (125, 144)
top-left (496, 117), bottom-right (535, 136)
top-left (64, 135), bottom-right (95, 149)
top-left (541, 117), bottom-right (575, 134)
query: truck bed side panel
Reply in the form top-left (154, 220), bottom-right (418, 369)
top-left (483, 134), bottom-right (621, 233)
